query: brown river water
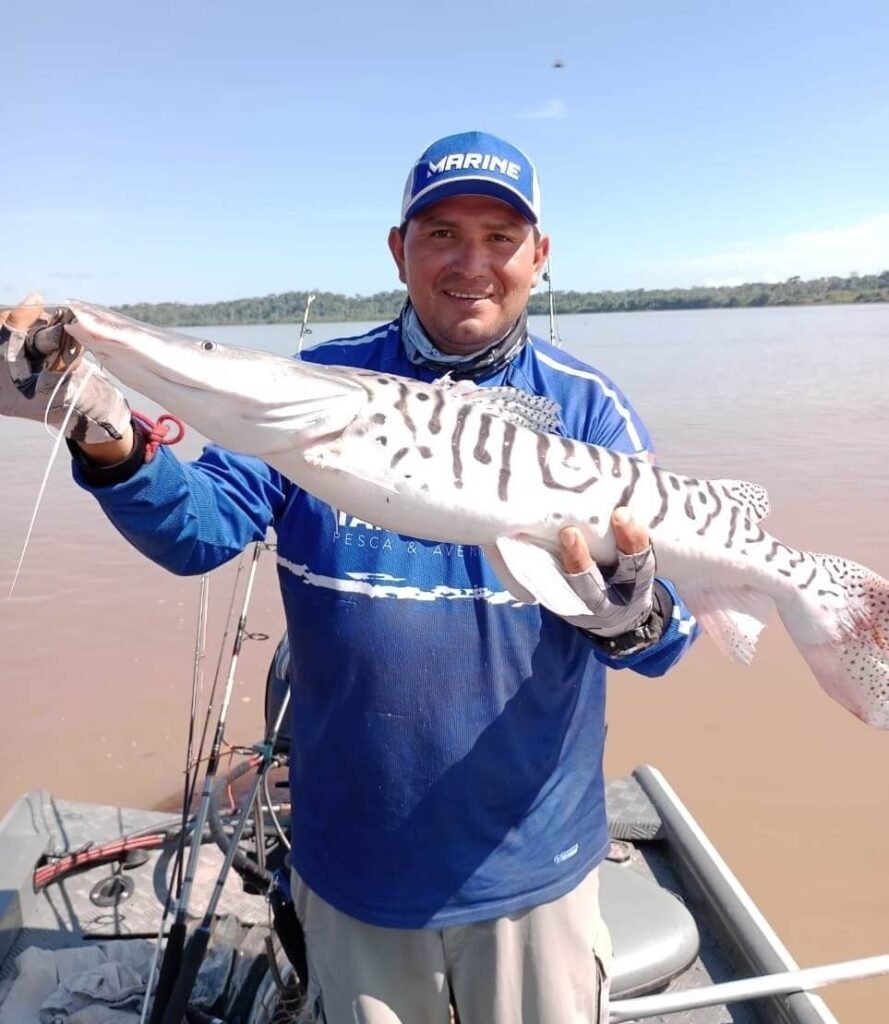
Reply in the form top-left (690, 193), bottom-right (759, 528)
top-left (1, 304), bottom-right (887, 1021)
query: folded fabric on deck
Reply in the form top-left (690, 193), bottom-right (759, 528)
top-left (0, 935), bottom-right (234, 1024)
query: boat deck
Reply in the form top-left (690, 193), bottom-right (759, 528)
top-left (0, 767), bottom-right (839, 1023)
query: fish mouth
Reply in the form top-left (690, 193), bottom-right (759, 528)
top-left (95, 348), bottom-right (217, 397)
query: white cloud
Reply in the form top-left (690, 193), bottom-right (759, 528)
top-left (519, 97), bottom-right (567, 120)
top-left (675, 213), bottom-right (889, 284)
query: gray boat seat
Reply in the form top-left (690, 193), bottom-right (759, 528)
top-left (599, 858), bottom-right (700, 999)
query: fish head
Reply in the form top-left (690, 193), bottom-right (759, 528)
top-left (64, 301), bottom-right (365, 455)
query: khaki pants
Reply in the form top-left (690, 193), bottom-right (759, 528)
top-left (291, 867), bottom-right (611, 1024)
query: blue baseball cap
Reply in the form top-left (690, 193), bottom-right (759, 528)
top-left (400, 131), bottom-right (541, 225)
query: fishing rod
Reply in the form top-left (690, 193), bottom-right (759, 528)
top-left (160, 688), bottom-right (292, 1024)
top-left (147, 543), bottom-right (268, 1024)
top-left (544, 256), bottom-right (561, 349)
top-left (608, 953), bottom-right (889, 1022)
top-left (179, 574), bottom-right (211, 895)
top-left (141, 572), bottom-right (210, 1024)
top-left (296, 293), bottom-right (316, 355)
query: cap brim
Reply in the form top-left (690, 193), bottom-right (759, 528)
top-left (403, 177), bottom-right (538, 224)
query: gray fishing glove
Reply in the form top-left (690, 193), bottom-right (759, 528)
top-left (561, 521), bottom-right (667, 655)
top-left (0, 302), bottom-right (130, 444)
top-left (564, 546), bottom-right (657, 636)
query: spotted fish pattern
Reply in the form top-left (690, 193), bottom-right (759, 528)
top-left (63, 301), bottom-right (889, 728)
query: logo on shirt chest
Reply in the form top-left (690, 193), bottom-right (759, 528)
top-left (332, 511), bottom-right (476, 560)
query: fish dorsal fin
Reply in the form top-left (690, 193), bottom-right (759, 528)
top-left (493, 536), bottom-right (591, 618)
top-left (716, 479), bottom-right (771, 522)
top-left (680, 584), bottom-right (774, 663)
top-left (437, 376), bottom-right (561, 433)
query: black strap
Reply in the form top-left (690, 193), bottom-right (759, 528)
top-left (67, 420), bottom-right (147, 487)
top-left (584, 580), bottom-right (673, 657)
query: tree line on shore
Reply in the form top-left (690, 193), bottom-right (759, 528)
top-left (116, 271), bottom-right (889, 327)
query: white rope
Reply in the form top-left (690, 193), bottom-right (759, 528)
top-left (8, 361), bottom-right (97, 598)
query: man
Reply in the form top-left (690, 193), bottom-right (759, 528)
top-left (1, 131), bottom-right (697, 1023)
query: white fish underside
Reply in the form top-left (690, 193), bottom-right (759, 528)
top-left (62, 301), bottom-right (889, 729)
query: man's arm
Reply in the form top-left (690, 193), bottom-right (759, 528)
top-left (72, 440), bottom-right (291, 576)
top-left (74, 425), bottom-right (135, 465)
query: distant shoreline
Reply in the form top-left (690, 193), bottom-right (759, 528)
top-left (114, 271), bottom-right (889, 327)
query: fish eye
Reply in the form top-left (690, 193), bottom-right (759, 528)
top-left (201, 340), bottom-right (215, 351)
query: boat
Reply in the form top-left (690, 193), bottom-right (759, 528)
top-left (0, 621), bottom-right (875, 1024)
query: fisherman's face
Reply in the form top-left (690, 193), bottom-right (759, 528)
top-left (388, 195), bottom-right (550, 356)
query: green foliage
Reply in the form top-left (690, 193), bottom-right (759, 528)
top-left (115, 273), bottom-right (889, 327)
top-left (115, 290), bottom-right (408, 327)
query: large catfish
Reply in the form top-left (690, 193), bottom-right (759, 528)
top-left (59, 301), bottom-right (889, 728)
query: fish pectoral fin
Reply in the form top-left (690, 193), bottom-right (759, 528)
top-left (493, 536), bottom-right (592, 618)
top-left (482, 544), bottom-right (538, 605)
top-left (679, 584), bottom-right (775, 664)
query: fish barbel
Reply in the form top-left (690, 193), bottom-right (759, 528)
top-left (61, 300), bottom-right (889, 728)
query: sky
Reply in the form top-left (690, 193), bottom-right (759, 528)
top-left (3, 0), bottom-right (888, 306)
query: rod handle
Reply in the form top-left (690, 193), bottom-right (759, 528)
top-left (148, 921), bottom-right (186, 1024)
top-left (160, 927), bottom-right (211, 1024)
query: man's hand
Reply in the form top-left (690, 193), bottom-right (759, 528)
top-left (557, 508), bottom-right (657, 639)
top-left (0, 293), bottom-right (132, 453)
top-left (0, 293), bottom-right (71, 419)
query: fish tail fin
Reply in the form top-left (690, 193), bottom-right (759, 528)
top-left (776, 554), bottom-right (889, 728)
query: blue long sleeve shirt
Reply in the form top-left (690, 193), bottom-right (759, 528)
top-left (74, 322), bottom-right (697, 928)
